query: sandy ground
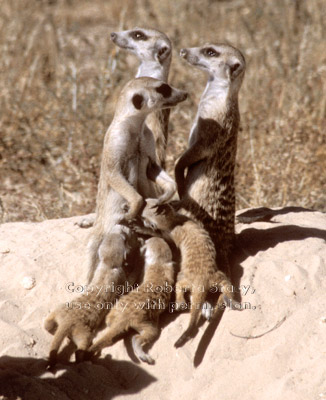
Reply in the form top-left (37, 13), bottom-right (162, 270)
top-left (0, 207), bottom-right (325, 400)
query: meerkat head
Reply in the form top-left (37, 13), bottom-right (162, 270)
top-left (141, 199), bottom-right (175, 231)
top-left (118, 77), bottom-right (187, 117)
top-left (110, 27), bottom-right (172, 68)
top-left (180, 43), bottom-right (245, 90)
top-left (141, 237), bottom-right (173, 267)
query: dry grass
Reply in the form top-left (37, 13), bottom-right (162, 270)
top-left (1, 0), bottom-right (326, 223)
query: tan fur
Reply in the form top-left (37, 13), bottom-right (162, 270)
top-left (175, 43), bottom-right (246, 277)
top-left (86, 77), bottom-right (187, 284)
top-left (141, 199), bottom-right (234, 347)
top-left (89, 237), bottom-right (174, 364)
top-left (77, 28), bottom-right (172, 229)
top-left (111, 27), bottom-right (172, 169)
top-left (44, 234), bottom-right (126, 367)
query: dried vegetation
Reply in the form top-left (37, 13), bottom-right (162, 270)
top-left (1, 0), bottom-right (325, 223)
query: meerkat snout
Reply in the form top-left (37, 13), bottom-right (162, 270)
top-left (180, 48), bottom-right (188, 58)
top-left (110, 32), bottom-right (117, 41)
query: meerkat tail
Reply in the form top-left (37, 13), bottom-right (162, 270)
top-left (174, 290), bottom-right (207, 348)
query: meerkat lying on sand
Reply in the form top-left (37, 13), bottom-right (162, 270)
top-left (89, 237), bottom-right (174, 365)
top-left (175, 43), bottom-right (246, 277)
top-left (44, 232), bottom-right (127, 367)
top-left (140, 199), bottom-right (234, 348)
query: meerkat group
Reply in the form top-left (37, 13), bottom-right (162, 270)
top-left (45, 27), bottom-right (246, 366)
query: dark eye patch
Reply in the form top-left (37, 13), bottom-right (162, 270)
top-left (202, 47), bottom-right (220, 57)
top-left (132, 94), bottom-right (144, 110)
top-left (156, 83), bottom-right (172, 98)
top-left (130, 30), bottom-right (148, 41)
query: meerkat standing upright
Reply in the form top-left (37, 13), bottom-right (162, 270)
top-left (175, 44), bottom-right (246, 277)
top-left (86, 77), bottom-right (187, 284)
top-left (110, 27), bottom-right (172, 168)
top-left (78, 28), bottom-right (172, 229)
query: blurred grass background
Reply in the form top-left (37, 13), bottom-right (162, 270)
top-left (0, 0), bottom-right (325, 223)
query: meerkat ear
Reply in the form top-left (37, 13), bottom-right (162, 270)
top-left (156, 83), bottom-right (172, 98)
top-left (132, 93), bottom-right (144, 110)
top-left (155, 44), bottom-right (171, 62)
top-left (229, 62), bottom-right (243, 79)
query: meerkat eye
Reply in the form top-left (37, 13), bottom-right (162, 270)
top-left (203, 47), bottom-right (220, 57)
top-left (156, 83), bottom-right (172, 98)
top-left (130, 30), bottom-right (148, 41)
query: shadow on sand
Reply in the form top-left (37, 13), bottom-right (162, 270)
top-left (193, 206), bottom-right (326, 367)
top-left (0, 353), bottom-right (156, 400)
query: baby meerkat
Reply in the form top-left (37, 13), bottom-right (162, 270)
top-left (141, 199), bottom-right (234, 348)
top-left (89, 237), bottom-right (174, 365)
top-left (44, 233), bottom-right (127, 367)
top-left (86, 77), bottom-right (187, 284)
top-left (111, 27), bottom-right (172, 168)
top-left (175, 43), bottom-right (246, 277)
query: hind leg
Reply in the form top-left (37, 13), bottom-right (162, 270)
top-left (131, 322), bottom-right (159, 365)
top-left (175, 275), bottom-right (191, 311)
top-left (89, 319), bottom-right (127, 355)
top-left (73, 326), bottom-right (93, 363)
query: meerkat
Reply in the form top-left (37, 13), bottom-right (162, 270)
top-left (111, 27), bottom-right (172, 168)
top-left (78, 28), bottom-right (173, 229)
top-left (89, 237), bottom-right (174, 365)
top-left (44, 232), bottom-right (127, 367)
top-left (140, 199), bottom-right (234, 348)
top-left (86, 77), bottom-right (187, 284)
top-left (175, 44), bottom-right (246, 277)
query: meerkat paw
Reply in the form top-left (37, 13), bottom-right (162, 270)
top-left (201, 301), bottom-right (214, 320)
top-left (124, 196), bottom-right (145, 220)
top-left (138, 352), bottom-right (155, 365)
top-left (75, 214), bottom-right (95, 228)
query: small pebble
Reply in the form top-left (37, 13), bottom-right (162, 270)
top-left (21, 276), bottom-right (36, 290)
top-left (284, 275), bottom-right (291, 282)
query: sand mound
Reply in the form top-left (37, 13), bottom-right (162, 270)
top-left (0, 208), bottom-right (325, 400)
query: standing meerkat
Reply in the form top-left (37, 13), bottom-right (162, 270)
top-left (140, 199), bottom-right (234, 348)
top-left (89, 237), bottom-right (174, 365)
top-left (111, 27), bottom-right (172, 168)
top-left (78, 28), bottom-right (172, 229)
top-left (86, 77), bottom-right (187, 284)
top-left (44, 232), bottom-right (127, 367)
top-left (175, 44), bottom-right (246, 277)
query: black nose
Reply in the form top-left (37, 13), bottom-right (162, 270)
top-left (110, 32), bottom-right (117, 41)
top-left (180, 48), bottom-right (188, 58)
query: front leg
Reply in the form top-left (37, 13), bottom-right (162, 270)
top-left (174, 143), bottom-right (209, 199)
top-left (147, 160), bottom-right (176, 203)
top-left (108, 169), bottom-right (144, 220)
